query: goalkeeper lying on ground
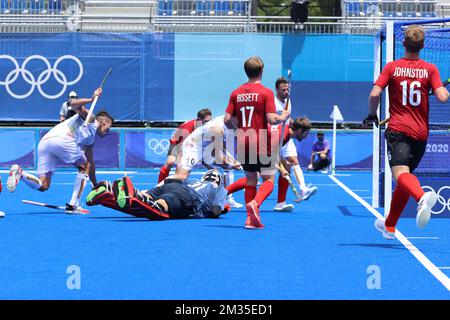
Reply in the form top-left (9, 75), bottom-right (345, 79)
top-left (86, 169), bottom-right (230, 220)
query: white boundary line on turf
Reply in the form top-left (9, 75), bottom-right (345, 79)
top-left (406, 237), bottom-right (439, 240)
top-left (328, 174), bottom-right (450, 292)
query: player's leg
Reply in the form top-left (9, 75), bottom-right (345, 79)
top-left (158, 144), bottom-right (179, 183)
top-left (288, 156), bottom-right (318, 201)
top-left (223, 169), bottom-right (243, 208)
top-left (377, 131), bottom-right (435, 239)
top-left (67, 161), bottom-right (90, 212)
top-left (242, 169), bottom-right (261, 229)
top-left (245, 160), bottom-right (278, 229)
top-left (399, 138), bottom-right (436, 229)
top-left (225, 177), bottom-right (247, 195)
top-left (8, 139), bottom-right (55, 192)
top-left (172, 144), bottom-right (201, 181)
top-left (274, 158), bottom-right (293, 212)
top-left (158, 155), bottom-right (176, 183)
top-left (86, 180), bottom-right (115, 206)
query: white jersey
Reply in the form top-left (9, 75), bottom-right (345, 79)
top-left (183, 115), bottom-right (226, 150)
top-left (274, 96), bottom-right (297, 159)
top-left (275, 96), bottom-right (286, 114)
top-left (42, 114), bottom-right (97, 148)
top-left (180, 115), bottom-right (236, 171)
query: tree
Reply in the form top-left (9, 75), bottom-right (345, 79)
top-left (257, 0), bottom-right (341, 17)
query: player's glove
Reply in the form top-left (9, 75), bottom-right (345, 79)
top-left (222, 204), bottom-right (231, 215)
top-left (362, 114), bottom-right (379, 127)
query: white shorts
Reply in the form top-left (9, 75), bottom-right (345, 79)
top-left (179, 142), bottom-right (227, 171)
top-left (281, 138), bottom-right (298, 159)
top-left (37, 136), bottom-right (87, 176)
top-left (178, 142), bottom-right (204, 171)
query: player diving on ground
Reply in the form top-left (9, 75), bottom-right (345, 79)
top-left (86, 169), bottom-right (231, 220)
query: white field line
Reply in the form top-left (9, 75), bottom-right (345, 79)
top-left (329, 174), bottom-right (450, 291)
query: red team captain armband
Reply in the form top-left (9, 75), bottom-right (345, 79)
top-left (374, 58), bottom-right (443, 141)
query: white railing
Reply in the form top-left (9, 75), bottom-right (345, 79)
top-left (343, 0), bottom-right (438, 18)
top-left (2, 0), bottom-right (450, 33)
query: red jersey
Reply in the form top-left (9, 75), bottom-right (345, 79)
top-left (170, 119), bottom-right (197, 145)
top-left (225, 82), bottom-right (276, 153)
top-left (375, 58), bottom-right (443, 141)
top-left (269, 123), bottom-right (290, 147)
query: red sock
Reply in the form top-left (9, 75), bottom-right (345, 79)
top-left (158, 165), bottom-right (171, 183)
top-left (245, 185), bottom-right (257, 204)
top-left (397, 173), bottom-right (424, 202)
top-left (277, 175), bottom-right (289, 203)
top-left (226, 178), bottom-right (247, 195)
top-left (254, 180), bottom-right (274, 207)
top-left (385, 186), bottom-right (410, 229)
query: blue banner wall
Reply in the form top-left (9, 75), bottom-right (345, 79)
top-left (173, 33), bottom-right (373, 123)
top-left (0, 33), bottom-right (174, 122)
top-left (0, 130), bottom-right (35, 168)
top-left (0, 32), bottom-right (373, 122)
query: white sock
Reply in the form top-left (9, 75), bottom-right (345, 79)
top-left (292, 165), bottom-right (307, 193)
top-left (69, 172), bottom-right (89, 206)
top-left (21, 171), bottom-right (43, 190)
top-left (224, 170), bottom-right (234, 200)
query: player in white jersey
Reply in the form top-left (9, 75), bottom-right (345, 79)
top-left (172, 115), bottom-right (243, 207)
top-left (272, 77), bottom-right (317, 212)
top-left (7, 88), bottom-right (114, 213)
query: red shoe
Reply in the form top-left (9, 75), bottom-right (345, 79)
top-left (245, 200), bottom-right (264, 229)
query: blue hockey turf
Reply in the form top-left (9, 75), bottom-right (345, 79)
top-left (0, 170), bottom-right (449, 299)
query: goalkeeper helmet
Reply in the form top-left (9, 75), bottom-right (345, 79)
top-left (201, 169), bottom-right (222, 187)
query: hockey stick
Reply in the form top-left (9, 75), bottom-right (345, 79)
top-left (22, 199), bottom-right (90, 214)
top-left (84, 67), bottom-right (113, 126)
top-left (278, 69), bottom-right (302, 203)
top-left (278, 162), bottom-right (302, 203)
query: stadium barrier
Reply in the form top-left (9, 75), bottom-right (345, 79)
top-left (0, 128), bottom-right (373, 171)
top-left (0, 32), bottom-right (373, 123)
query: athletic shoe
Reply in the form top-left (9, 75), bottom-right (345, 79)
top-left (227, 197), bottom-right (243, 209)
top-left (301, 185), bottom-right (318, 201)
top-left (416, 191), bottom-right (438, 229)
top-left (65, 203), bottom-right (90, 215)
top-left (7, 164), bottom-right (22, 193)
top-left (374, 218), bottom-right (395, 240)
top-left (245, 200), bottom-right (264, 229)
top-left (274, 202), bottom-right (294, 212)
top-left (113, 176), bottom-right (135, 209)
top-left (321, 167), bottom-right (330, 174)
top-left (244, 216), bottom-right (256, 229)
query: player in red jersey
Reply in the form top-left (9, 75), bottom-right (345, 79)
top-left (158, 108), bottom-right (212, 182)
top-left (224, 57), bottom-right (290, 229)
top-left (364, 25), bottom-right (449, 239)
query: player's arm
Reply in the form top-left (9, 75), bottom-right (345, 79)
top-left (84, 146), bottom-right (97, 186)
top-left (434, 86), bottom-right (449, 103)
top-left (70, 88), bottom-right (102, 121)
top-left (224, 112), bottom-right (236, 129)
top-left (364, 62), bottom-right (392, 126)
top-left (368, 85), bottom-right (382, 115)
top-left (207, 188), bottom-right (230, 218)
top-left (266, 110), bottom-right (290, 125)
top-left (431, 66), bottom-right (450, 103)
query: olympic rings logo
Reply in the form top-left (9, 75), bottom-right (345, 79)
top-left (147, 139), bottom-right (170, 155)
top-left (423, 185), bottom-right (450, 215)
top-left (0, 55), bottom-right (83, 99)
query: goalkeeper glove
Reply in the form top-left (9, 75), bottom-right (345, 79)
top-left (363, 114), bottom-right (379, 127)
